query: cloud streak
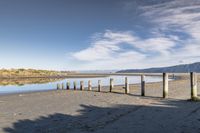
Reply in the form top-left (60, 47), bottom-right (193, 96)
top-left (70, 0), bottom-right (200, 70)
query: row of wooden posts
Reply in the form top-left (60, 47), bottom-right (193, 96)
top-left (57, 72), bottom-right (198, 100)
top-left (57, 80), bottom-right (103, 92)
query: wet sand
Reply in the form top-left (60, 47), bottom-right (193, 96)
top-left (0, 74), bottom-right (200, 133)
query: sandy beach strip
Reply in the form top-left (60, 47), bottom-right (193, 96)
top-left (0, 74), bottom-right (200, 133)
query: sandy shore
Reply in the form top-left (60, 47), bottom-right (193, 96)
top-left (0, 74), bottom-right (200, 133)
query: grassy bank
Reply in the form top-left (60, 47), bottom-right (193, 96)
top-left (0, 69), bottom-right (72, 78)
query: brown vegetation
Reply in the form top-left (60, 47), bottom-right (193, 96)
top-left (0, 69), bottom-right (71, 78)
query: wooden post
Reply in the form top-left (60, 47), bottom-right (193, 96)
top-left (190, 72), bottom-right (198, 100)
top-left (88, 80), bottom-right (92, 91)
top-left (163, 73), bottom-right (168, 98)
top-left (110, 78), bottom-right (114, 92)
top-left (80, 81), bottom-right (84, 90)
top-left (141, 75), bottom-right (145, 96)
top-left (73, 81), bottom-right (77, 90)
top-left (98, 80), bottom-right (101, 92)
top-left (57, 83), bottom-right (61, 90)
top-left (66, 81), bottom-right (70, 90)
top-left (125, 77), bottom-right (129, 94)
top-left (62, 83), bottom-right (64, 90)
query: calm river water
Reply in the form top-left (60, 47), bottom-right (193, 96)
top-left (0, 76), bottom-right (163, 95)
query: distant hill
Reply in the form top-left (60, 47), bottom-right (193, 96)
top-left (117, 62), bottom-right (200, 73)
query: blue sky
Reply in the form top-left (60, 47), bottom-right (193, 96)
top-left (0, 0), bottom-right (200, 70)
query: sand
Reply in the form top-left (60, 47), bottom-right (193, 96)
top-left (0, 74), bottom-right (200, 133)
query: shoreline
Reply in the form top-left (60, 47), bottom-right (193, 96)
top-left (0, 74), bottom-right (183, 97)
top-left (0, 73), bottom-right (186, 97)
top-left (0, 74), bottom-right (179, 96)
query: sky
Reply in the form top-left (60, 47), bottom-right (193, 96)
top-left (0, 0), bottom-right (200, 70)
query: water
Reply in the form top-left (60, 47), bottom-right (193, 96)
top-left (0, 76), bottom-right (163, 95)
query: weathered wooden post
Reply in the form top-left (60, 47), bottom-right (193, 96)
top-left (66, 81), bottom-right (70, 90)
top-left (190, 72), bottom-right (198, 100)
top-left (110, 78), bottom-right (114, 92)
top-left (80, 81), bottom-right (84, 90)
top-left (62, 83), bottom-right (64, 90)
top-left (73, 81), bottom-right (77, 90)
top-left (125, 77), bottom-right (129, 94)
top-left (57, 83), bottom-right (61, 90)
top-left (98, 80), bottom-right (101, 92)
top-left (88, 80), bottom-right (92, 91)
top-left (163, 73), bottom-right (168, 98)
top-left (141, 75), bottom-right (145, 96)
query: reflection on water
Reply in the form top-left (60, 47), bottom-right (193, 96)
top-left (0, 78), bottom-right (63, 86)
top-left (0, 76), bottom-right (163, 95)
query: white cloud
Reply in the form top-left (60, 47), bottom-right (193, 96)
top-left (70, 0), bottom-right (200, 70)
top-left (72, 30), bottom-right (139, 62)
top-left (136, 37), bottom-right (176, 55)
top-left (71, 30), bottom-right (177, 69)
top-left (140, 0), bottom-right (200, 41)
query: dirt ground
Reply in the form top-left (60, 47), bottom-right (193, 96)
top-left (0, 74), bottom-right (200, 133)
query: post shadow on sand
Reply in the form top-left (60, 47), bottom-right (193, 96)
top-left (3, 100), bottom-right (200, 133)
